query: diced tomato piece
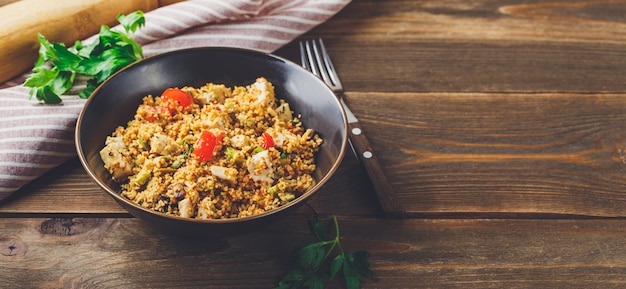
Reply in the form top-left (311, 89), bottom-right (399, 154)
top-left (261, 132), bottom-right (275, 150)
top-left (193, 131), bottom-right (225, 162)
top-left (162, 88), bottom-right (194, 108)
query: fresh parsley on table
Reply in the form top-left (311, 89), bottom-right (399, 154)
top-left (24, 11), bottom-right (145, 104)
top-left (275, 215), bottom-right (375, 289)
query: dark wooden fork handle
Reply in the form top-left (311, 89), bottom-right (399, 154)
top-left (347, 121), bottom-right (405, 217)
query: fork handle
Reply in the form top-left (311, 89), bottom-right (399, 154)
top-left (347, 121), bottom-right (405, 217)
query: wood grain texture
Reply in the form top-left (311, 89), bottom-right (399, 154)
top-left (281, 0), bottom-right (626, 93)
top-left (2, 0), bottom-right (626, 287)
top-left (347, 91), bottom-right (626, 217)
top-left (3, 217), bottom-right (626, 289)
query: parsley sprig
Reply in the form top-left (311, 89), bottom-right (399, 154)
top-left (24, 11), bottom-right (145, 103)
top-left (275, 215), bottom-right (374, 289)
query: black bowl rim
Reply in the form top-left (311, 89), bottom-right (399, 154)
top-left (75, 46), bottom-right (348, 224)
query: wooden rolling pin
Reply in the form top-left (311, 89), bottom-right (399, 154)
top-left (0, 0), bottom-right (184, 84)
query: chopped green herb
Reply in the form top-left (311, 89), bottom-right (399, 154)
top-left (24, 11), bottom-right (145, 103)
top-left (170, 160), bottom-right (182, 169)
top-left (275, 215), bottom-right (374, 289)
top-left (280, 193), bottom-right (295, 203)
top-left (182, 140), bottom-right (194, 157)
top-left (137, 138), bottom-right (148, 150)
top-left (267, 185), bottom-right (279, 196)
top-left (225, 147), bottom-right (237, 160)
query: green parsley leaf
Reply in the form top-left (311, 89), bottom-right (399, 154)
top-left (32, 85), bottom-right (62, 104)
top-left (48, 71), bottom-right (76, 96)
top-left (117, 10), bottom-right (145, 33)
top-left (79, 78), bottom-right (100, 99)
top-left (329, 254), bottom-right (344, 278)
top-left (303, 270), bottom-right (330, 289)
top-left (24, 10), bottom-right (145, 103)
top-left (276, 268), bottom-right (307, 289)
top-left (307, 218), bottom-right (327, 241)
top-left (349, 251), bottom-right (375, 279)
top-left (342, 251), bottom-right (374, 289)
top-left (24, 66), bottom-right (59, 88)
top-left (275, 215), bottom-right (374, 289)
top-left (296, 242), bottom-right (327, 269)
top-left (48, 43), bottom-right (82, 71)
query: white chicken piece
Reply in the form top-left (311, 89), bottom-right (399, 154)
top-left (247, 150), bottom-right (274, 185)
top-left (229, 134), bottom-right (248, 149)
top-left (178, 198), bottom-right (194, 218)
top-left (99, 136), bottom-right (133, 180)
top-left (276, 102), bottom-right (293, 123)
top-left (252, 78), bottom-right (275, 106)
top-left (195, 84), bottom-right (229, 105)
top-left (149, 132), bottom-right (180, 156)
top-left (210, 165), bottom-right (238, 182)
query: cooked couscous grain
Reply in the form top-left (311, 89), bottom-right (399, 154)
top-left (100, 78), bottom-right (322, 219)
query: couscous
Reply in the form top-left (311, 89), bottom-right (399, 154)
top-left (99, 77), bottom-right (322, 219)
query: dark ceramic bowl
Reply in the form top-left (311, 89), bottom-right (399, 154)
top-left (75, 47), bottom-right (347, 238)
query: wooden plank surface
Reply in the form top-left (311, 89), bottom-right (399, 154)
top-left (277, 0), bottom-right (626, 93)
top-left (352, 92), bottom-right (626, 217)
top-left (4, 216), bottom-right (626, 289)
top-left (2, 0), bottom-right (626, 288)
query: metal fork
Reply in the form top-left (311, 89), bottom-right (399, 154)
top-left (299, 38), bottom-right (404, 217)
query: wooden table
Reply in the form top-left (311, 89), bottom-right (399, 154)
top-left (3, 0), bottom-right (626, 288)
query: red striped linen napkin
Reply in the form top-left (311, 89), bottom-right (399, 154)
top-left (0, 0), bottom-right (350, 200)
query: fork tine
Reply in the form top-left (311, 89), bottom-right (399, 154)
top-left (299, 41), bottom-right (310, 72)
top-left (305, 40), bottom-right (324, 80)
top-left (316, 39), bottom-right (342, 89)
top-left (309, 40), bottom-right (329, 82)
top-left (300, 38), bottom-right (343, 92)
top-left (310, 40), bottom-right (336, 89)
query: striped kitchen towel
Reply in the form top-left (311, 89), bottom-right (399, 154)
top-left (0, 0), bottom-right (350, 200)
